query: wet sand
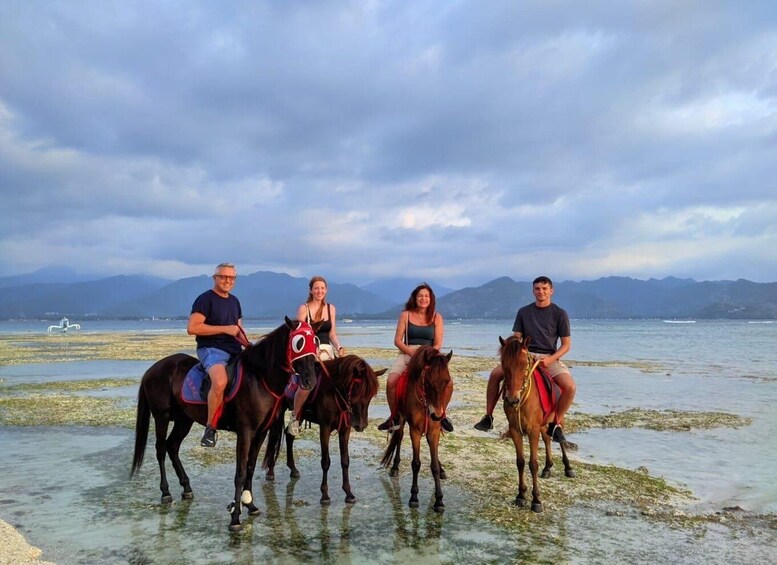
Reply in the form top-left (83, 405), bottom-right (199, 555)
top-left (0, 519), bottom-right (56, 565)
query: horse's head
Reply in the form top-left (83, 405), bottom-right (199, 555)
top-left (285, 316), bottom-right (318, 389)
top-left (408, 346), bottom-right (453, 422)
top-left (326, 355), bottom-right (385, 432)
top-left (499, 335), bottom-right (530, 404)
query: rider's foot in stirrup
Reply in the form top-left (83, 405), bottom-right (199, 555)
top-left (200, 425), bottom-right (218, 447)
top-left (547, 422), bottom-right (567, 443)
top-left (287, 416), bottom-right (300, 437)
top-left (440, 416), bottom-right (454, 432)
top-left (473, 414), bottom-right (493, 432)
top-left (378, 415), bottom-right (401, 432)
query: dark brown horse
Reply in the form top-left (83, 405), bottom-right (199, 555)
top-left (263, 354), bottom-right (386, 505)
top-left (130, 317), bottom-right (318, 531)
top-left (380, 346), bottom-right (452, 512)
top-left (500, 335), bottom-right (574, 513)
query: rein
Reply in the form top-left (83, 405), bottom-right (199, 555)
top-left (414, 365), bottom-right (432, 435)
top-left (504, 354), bottom-right (541, 435)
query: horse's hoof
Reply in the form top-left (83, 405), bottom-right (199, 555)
top-left (228, 523), bottom-right (243, 532)
top-left (345, 496), bottom-right (357, 505)
top-left (565, 469), bottom-right (576, 478)
top-left (389, 469), bottom-right (399, 478)
top-left (514, 496), bottom-right (526, 507)
top-left (290, 469), bottom-right (301, 479)
top-left (409, 500), bottom-right (419, 508)
top-left (248, 507), bottom-right (261, 516)
top-left (434, 504), bottom-right (445, 513)
top-left (531, 502), bottom-right (543, 513)
top-left (181, 491), bottom-right (194, 500)
top-left (320, 498), bottom-right (331, 506)
top-left (265, 472), bottom-right (275, 482)
top-left (541, 470), bottom-right (552, 479)
top-left (161, 495), bottom-right (173, 504)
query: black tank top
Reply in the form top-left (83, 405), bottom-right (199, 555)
top-left (406, 319), bottom-right (435, 346)
top-left (307, 304), bottom-right (332, 345)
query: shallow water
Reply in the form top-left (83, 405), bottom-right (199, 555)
top-left (1, 319), bottom-right (776, 563)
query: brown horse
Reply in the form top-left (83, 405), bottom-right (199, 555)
top-left (380, 346), bottom-right (452, 512)
top-left (499, 335), bottom-right (574, 513)
top-left (263, 355), bottom-right (386, 505)
top-left (130, 317), bottom-right (318, 531)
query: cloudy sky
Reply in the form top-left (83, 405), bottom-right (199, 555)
top-left (1, 1), bottom-right (776, 287)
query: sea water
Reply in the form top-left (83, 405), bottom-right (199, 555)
top-left (0, 318), bottom-right (775, 563)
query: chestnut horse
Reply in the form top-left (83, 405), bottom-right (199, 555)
top-left (380, 346), bottom-right (452, 512)
top-left (130, 317), bottom-right (317, 531)
top-left (263, 355), bottom-right (386, 504)
top-left (499, 335), bottom-right (574, 513)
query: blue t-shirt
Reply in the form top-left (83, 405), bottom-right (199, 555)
top-left (191, 290), bottom-right (243, 355)
top-left (512, 303), bottom-right (570, 355)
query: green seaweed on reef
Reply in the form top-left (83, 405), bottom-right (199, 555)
top-left (0, 394), bottom-right (135, 427)
top-left (1, 377), bottom-right (139, 394)
top-left (571, 408), bottom-right (751, 432)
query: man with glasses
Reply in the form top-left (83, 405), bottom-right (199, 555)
top-left (187, 263), bottom-right (244, 447)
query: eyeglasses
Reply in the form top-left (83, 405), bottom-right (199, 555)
top-left (214, 275), bottom-right (237, 282)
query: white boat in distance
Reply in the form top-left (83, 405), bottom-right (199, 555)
top-left (663, 320), bottom-right (696, 324)
top-left (47, 317), bottom-right (81, 332)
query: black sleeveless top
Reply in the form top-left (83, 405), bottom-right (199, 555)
top-left (307, 304), bottom-right (332, 345)
top-left (406, 318), bottom-right (435, 346)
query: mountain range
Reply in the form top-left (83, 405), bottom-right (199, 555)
top-left (1, 269), bottom-right (776, 320)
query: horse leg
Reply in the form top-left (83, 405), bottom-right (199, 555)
top-left (320, 426), bottom-right (332, 505)
top-left (338, 427), bottom-right (356, 504)
top-left (509, 427), bottom-right (527, 508)
top-left (408, 427), bottom-right (422, 508)
top-left (390, 424), bottom-right (404, 478)
top-left (287, 427), bottom-right (300, 479)
top-left (166, 417), bottom-right (194, 500)
top-left (559, 438), bottom-right (576, 478)
top-left (540, 431), bottom-right (554, 479)
top-left (229, 430), bottom-right (252, 532)
top-left (528, 428), bottom-right (543, 513)
top-left (426, 427), bottom-right (444, 512)
top-left (152, 415), bottom-right (173, 504)
top-left (242, 430), bottom-right (267, 516)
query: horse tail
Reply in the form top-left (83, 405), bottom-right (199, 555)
top-left (262, 416), bottom-right (285, 470)
top-left (380, 430), bottom-right (402, 468)
top-left (130, 383), bottom-right (151, 478)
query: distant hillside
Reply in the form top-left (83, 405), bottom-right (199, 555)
top-left (436, 276), bottom-right (777, 320)
top-left (1, 271), bottom-right (776, 320)
top-left (0, 271), bottom-right (393, 319)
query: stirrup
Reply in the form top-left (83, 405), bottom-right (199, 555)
top-left (287, 417), bottom-right (300, 437)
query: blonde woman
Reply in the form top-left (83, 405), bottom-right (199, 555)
top-left (287, 276), bottom-right (345, 436)
top-left (378, 283), bottom-right (453, 433)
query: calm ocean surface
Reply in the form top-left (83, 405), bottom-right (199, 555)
top-left (1, 318), bottom-right (775, 563)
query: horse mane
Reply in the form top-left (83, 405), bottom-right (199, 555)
top-left (406, 345), bottom-right (448, 386)
top-left (324, 355), bottom-right (379, 401)
top-left (240, 323), bottom-right (291, 379)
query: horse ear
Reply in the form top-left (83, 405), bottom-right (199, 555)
top-left (374, 368), bottom-right (388, 376)
top-left (445, 350), bottom-right (453, 361)
top-left (523, 336), bottom-right (531, 348)
top-left (499, 336), bottom-right (506, 346)
top-left (284, 316), bottom-right (295, 328)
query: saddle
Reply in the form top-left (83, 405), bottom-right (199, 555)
top-left (180, 356), bottom-right (244, 405)
top-left (533, 364), bottom-right (562, 421)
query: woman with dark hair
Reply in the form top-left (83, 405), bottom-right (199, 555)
top-left (378, 283), bottom-right (453, 432)
top-left (286, 276), bottom-right (345, 437)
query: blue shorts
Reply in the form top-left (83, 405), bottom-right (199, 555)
top-left (197, 347), bottom-right (231, 371)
